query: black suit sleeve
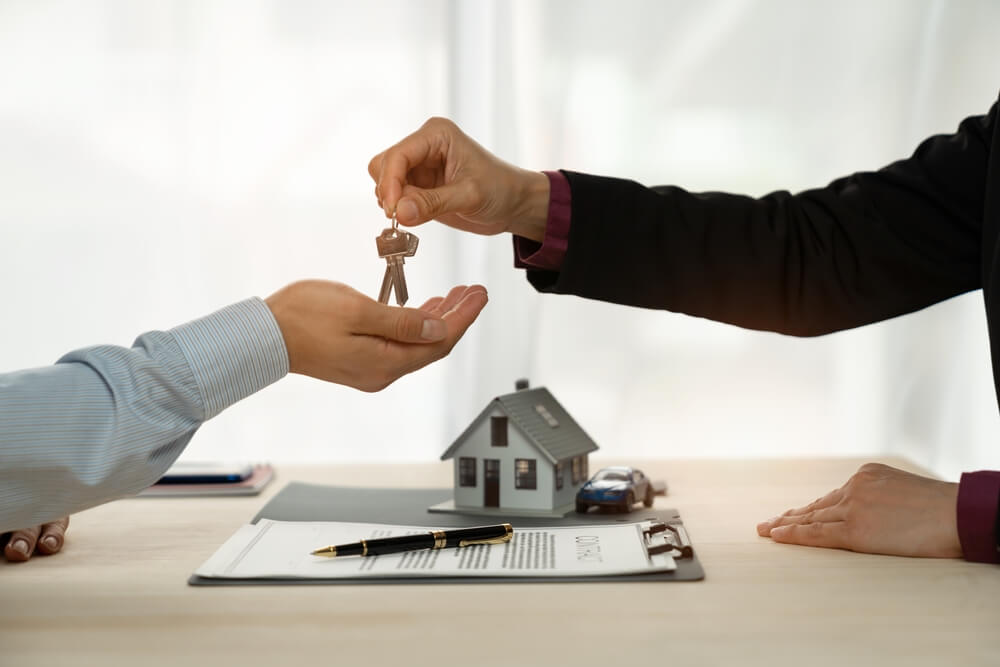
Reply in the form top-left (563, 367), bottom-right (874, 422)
top-left (526, 103), bottom-right (995, 336)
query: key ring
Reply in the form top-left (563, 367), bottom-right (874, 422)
top-left (391, 212), bottom-right (399, 232)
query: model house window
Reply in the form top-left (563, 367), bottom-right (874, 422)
top-left (515, 458), bottom-right (537, 489)
top-left (459, 457), bottom-right (477, 487)
top-left (555, 462), bottom-right (564, 490)
top-left (491, 416), bottom-right (508, 447)
top-left (535, 404), bottom-right (559, 427)
top-left (572, 456), bottom-right (582, 484)
top-left (582, 456), bottom-right (589, 480)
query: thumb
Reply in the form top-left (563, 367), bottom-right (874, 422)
top-left (397, 182), bottom-right (478, 226)
top-left (362, 302), bottom-right (448, 343)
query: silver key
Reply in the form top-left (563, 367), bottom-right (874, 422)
top-left (376, 227), bottom-right (418, 305)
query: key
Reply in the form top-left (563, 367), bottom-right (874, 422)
top-left (376, 227), bottom-right (419, 305)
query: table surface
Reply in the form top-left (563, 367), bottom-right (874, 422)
top-left (2, 457), bottom-right (997, 667)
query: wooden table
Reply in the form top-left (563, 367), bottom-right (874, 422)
top-left (2, 457), bottom-right (998, 666)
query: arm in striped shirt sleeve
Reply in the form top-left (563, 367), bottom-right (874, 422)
top-left (0, 297), bottom-right (288, 532)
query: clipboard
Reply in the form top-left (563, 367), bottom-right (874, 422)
top-left (187, 482), bottom-right (705, 585)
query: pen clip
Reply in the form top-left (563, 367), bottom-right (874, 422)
top-left (458, 524), bottom-right (514, 547)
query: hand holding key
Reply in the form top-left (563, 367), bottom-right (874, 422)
top-left (368, 117), bottom-right (550, 242)
top-left (377, 223), bottom-right (418, 306)
top-left (265, 280), bottom-right (488, 392)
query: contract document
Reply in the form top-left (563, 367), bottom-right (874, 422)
top-left (194, 519), bottom-right (677, 582)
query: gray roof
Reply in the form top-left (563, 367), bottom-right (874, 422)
top-left (441, 387), bottom-right (599, 464)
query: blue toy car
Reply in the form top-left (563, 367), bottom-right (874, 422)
top-left (575, 466), bottom-right (654, 513)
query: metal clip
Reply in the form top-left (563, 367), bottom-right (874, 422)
top-left (458, 524), bottom-right (514, 547)
top-left (644, 520), bottom-right (693, 559)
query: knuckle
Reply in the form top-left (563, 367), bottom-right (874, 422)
top-left (856, 463), bottom-right (891, 484)
top-left (842, 520), bottom-right (864, 545)
top-left (15, 525), bottom-right (40, 539)
top-left (421, 188), bottom-right (442, 215)
top-left (839, 501), bottom-right (855, 525)
top-left (423, 116), bottom-right (452, 130)
top-left (462, 179), bottom-right (483, 205)
top-left (8, 530), bottom-right (30, 543)
top-left (848, 470), bottom-right (872, 487)
top-left (393, 314), bottom-right (420, 341)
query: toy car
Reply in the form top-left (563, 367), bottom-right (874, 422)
top-left (575, 466), bottom-right (654, 513)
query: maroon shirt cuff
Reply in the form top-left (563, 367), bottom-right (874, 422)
top-left (957, 470), bottom-right (1000, 563)
top-left (513, 170), bottom-right (571, 271)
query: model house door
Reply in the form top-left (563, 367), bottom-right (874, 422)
top-left (484, 459), bottom-right (500, 507)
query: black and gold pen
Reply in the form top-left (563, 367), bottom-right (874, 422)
top-left (310, 523), bottom-right (513, 557)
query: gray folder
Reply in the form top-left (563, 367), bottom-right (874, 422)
top-left (188, 482), bottom-right (705, 585)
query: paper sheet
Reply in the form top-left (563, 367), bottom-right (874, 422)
top-left (194, 519), bottom-right (676, 580)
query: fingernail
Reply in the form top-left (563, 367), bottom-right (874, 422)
top-left (397, 198), bottom-right (418, 224)
top-left (421, 319), bottom-right (446, 341)
top-left (42, 536), bottom-right (59, 551)
top-left (10, 539), bottom-right (29, 556)
top-left (466, 289), bottom-right (488, 305)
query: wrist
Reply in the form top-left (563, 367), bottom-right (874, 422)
top-left (507, 169), bottom-right (550, 242)
top-left (264, 282), bottom-right (304, 376)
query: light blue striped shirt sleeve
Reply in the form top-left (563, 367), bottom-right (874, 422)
top-left (0, 297), bottom-right (288, 532)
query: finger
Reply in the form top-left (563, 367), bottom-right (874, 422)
top-left (757, 506), bottom-right (843, 536)
top-left (417, 296), bottom-right (444, 312)
top-left (768, 522), bottom-right (849, 550)
top-left (776, 487), bottom-right (845, 520)
top-left (438, 287), bottom-right (489, 339)
top-left (431, 284), bottom-right (478, 318)
top-left (35, 516), bottom-right (69, 555)
top-left (372, 154), bottom-right (394, 218)
top-left (371, 288), bottom-right (489, 385)
top-left (756, 487), bottom-right (844, 535)
top-left (395, 182), bottom-right (479, 227)
top-left (390, 287), bottom-right (487, 355)
top-left (378, 132), bottom-right (439, 216)
top-left (368, 150), bottom-right (386, 181)
top-left (355, 300), bottom-right (451, 343)
top-left (4, 524), bottom-right (42, 562)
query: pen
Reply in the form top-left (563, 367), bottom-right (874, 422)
top-left (310, 523), bottom-right (514, 557)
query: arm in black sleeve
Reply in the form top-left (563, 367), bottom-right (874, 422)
top-left (526, 104), bottom-right (995, 336)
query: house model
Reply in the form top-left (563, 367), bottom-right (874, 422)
top-left (429, 380), bottom-right (599, 517)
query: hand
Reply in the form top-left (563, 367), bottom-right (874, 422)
top-left (756, 463), bottom-right (962, 558)
top-left (265, 280), bottom-right (487, 392)
top-left (3, 517), bottom-right (69, 562)
top-left (368, 117), bottom-right (551, 241)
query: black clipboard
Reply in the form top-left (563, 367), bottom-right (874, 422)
top-left (187, 482), bottom-right (705, 585)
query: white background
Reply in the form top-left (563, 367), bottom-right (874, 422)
top-left (2, 0), bottom-right (999, 480)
